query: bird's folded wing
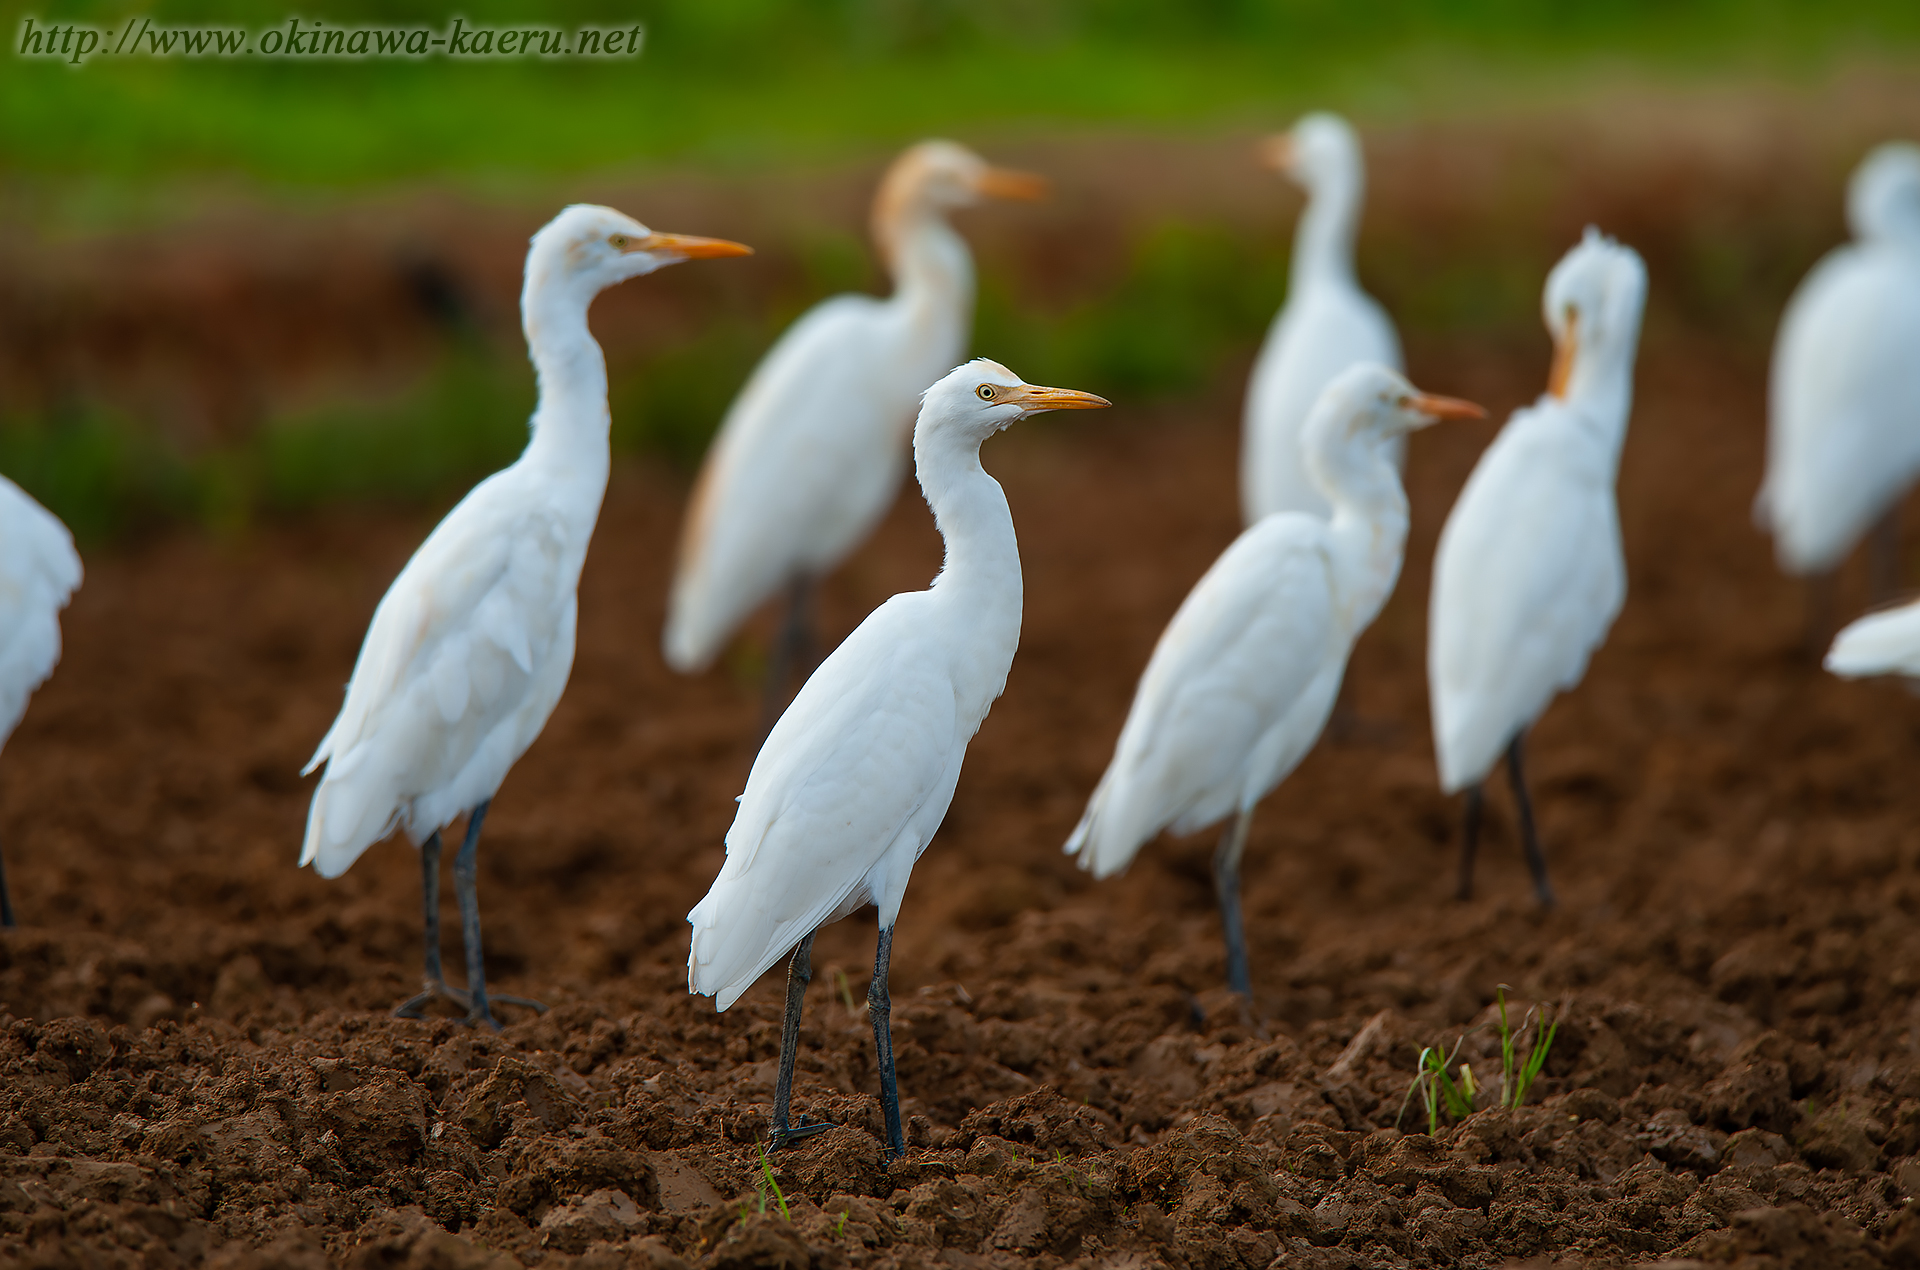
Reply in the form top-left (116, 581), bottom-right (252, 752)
top-left (1074, 519), bottom-right (1334, 873)
top-left (688, 599), bottom-right (956, 1003)
top-left (0, 478), bottom-right (82, 747)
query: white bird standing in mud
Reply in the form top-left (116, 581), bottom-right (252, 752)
top-left (664, 142), bottom-right (1046, 724)
top-left (1826, 598), bottom-right (1920, 679)
top-left (1758, 142), bottom-right (1920, 614)
top-left (687, 360), bottom-right (1109, 1160)
top-left (0, 475), bottom-right (82, 928)
top-left (1429, 229), bottom-right (1646, 906)
top-left (301, 206), bottom-right (749, 1029)
top-left (1066, 365), bottom-right (1480, 998)
top-left (1242, 112), bottom-right (1403, 524)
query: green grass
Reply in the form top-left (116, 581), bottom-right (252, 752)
top-left (1398, 986), bottom-right (1561, 1135)
top-left (5, 1), bottom-right (1920, 194)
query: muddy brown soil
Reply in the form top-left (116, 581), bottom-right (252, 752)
top-left (11, 99), bottom-right (1920, 1270)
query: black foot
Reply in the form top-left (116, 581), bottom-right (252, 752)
top-left (770, 1119), bottom-right (833, 1149)
top-left (393, 979), bottom-right (546, 1024)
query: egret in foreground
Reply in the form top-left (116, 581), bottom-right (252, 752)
top-left (1826, 599), bottom-right (1920, 679)
top-left (1066, 365), bottom-right (1480, 998)
top-left (0, 474), bottom-right (82, 928)
top-left (687, 359), bottom-right (1109, 1160)
top-left (1429, 229), bottom-right (1647, 906)
top-left (664, 142), bottom-right (1046, 724)
top-left (302, 205), bottom-right (750, 1028)
top-left (1242, 112), bottom-right (1402, 525)
top-left (1757, 142), bottom-right (1920, 618)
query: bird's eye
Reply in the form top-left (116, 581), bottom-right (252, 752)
top-left (609, 234), bottom-right (630, 249)
top-left (977, 385), bottom-right (997, 401)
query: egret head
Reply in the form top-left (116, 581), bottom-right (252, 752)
top-left (1542, 227), bottom-right (1647, 399)
top-left (524, 204), bottom-right (751, 305)
top-left (1260, 112), bottom-right (1360, 193)
top-left (1311, 363), bottom-right (1484, 450)
top-left (873, 142), bottom-right (1046, 260)
top-left (1847, 141), bottom-right (1920, 243)
top-left (919, 358), bottom-right (1110, 445)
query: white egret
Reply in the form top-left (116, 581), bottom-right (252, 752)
top-left (686, 359), bottom-right (1109, 1159)
top-left (1757, 142), bottom-right (1920, 607)
top-left (301, 205), bottom-right (750, 1029)
top-left (1242, 112), bottom-right (1403, 525)
top-left (0, 474), bottom-right (82, 927)
top-left (1066, 365), bottom-right (1480, 997)
top-left (663, 142), bottom-right (1046, 724)
top-left (1429, 229), bottom-right (1646, 905)
top-left (1826, 599), bottom-right (1920, 678)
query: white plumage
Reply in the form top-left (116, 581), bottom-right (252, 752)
top-left (665, 141), bottom-right (1045, 676)
top-left (301, 205), bottom-right (748, 1025)
top-left (0, 475), bottom-right (81, 758)
top-left (1066, 364), bottom-right (1478, 995)
top-left (1758, 142), bottom-right (1920, 577)
top-left (1429, 230), bottom-right (1646, 794)
top-left (1242, 112), bottom-right (1403, 524)
top-left (687, 360), bottom-right (1108, 1160)
top-left (1827, 599), bottom-right (1920, 679)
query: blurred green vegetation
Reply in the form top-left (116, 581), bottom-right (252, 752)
top-left (4, 1), bottom-right (1919, 189)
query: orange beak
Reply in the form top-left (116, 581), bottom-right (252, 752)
top-left (1004, 384), bottom-right (1112, 412)
top-left (632, 232), bottom-right (754, 259)
top-left (1408, 393), bottom-right (1487, 422)
top-left (975, 167), bottom-right (1050, 202)
top-left (1259, 134), bottom-right (1294, 173)
top-left (1547, 309), bottom-right (1578, 399)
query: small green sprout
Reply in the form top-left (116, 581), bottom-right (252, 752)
top-left (755, 1142), bottom-right (790, 1222)
top-left (835, 970), bottom-right (858, 1014)
top-left (834, 1211), bottom-right (847, 1238)
top-left (1397, 987), bottom-right (1562, 1133)
top-left (1495, 985), bottom-right (1559, 1111)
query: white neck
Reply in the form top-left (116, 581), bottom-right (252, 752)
top-left (884, 205), bottom-right (976, 337)
top-left (915, 421), bottom-right (1021, 710)
top-left (1561, 317), bottom-right (1639, 463)
top-left (1311, 431), bottom-right (1410, 637)
top-left (1291, 161), bottom-right (1362, 289)
top-left (518, 277), bottom-right (614, 495)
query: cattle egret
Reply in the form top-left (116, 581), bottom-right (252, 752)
top-left (1242, 112), bottom-right (1403, 525)
top-left (687, 359), bottom-right (1109, 1160)
top-left (1758, 142), bottom-right (1920, 608)
top-left (302, 205), bottom-right (750, 1029)
top-left (1826, 599), bottom-right (1920, 678)
top-left (0, 475), bottom-right (82, 928)
top-left (663, 142), bottom-right (1046, 724)
top-left (1430, 229), bottom-right (1646, 905)
top-left (1066, 365), bottom-right (1480, 998)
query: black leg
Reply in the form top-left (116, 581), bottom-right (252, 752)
top-left (1869, 504), bottom-right (1903, 604)
top-left (869, 926), bottom-right (905, 1162)
top-left (770, 932), bottom-right (830, 1148)
top-left (1505, 735), bottom-right (1556, 908)
top-left (0, 829), bottom-right (15, 929)
top-left (447, 801), bottom-right (546, 1031)
top-left (1212, 807), bottom-right (1254, 998)
top-left (760, 574), bottom-right (816, 742)
top-left (1804, 570), bottom-right (1835, 661)
top-left (1456, 784), bottom-right (1484, 902)
top-left (393, 831), bottom-right (467, 1018)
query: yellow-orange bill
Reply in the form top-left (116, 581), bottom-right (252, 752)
top-left (1009, 384), bottom-right (1112, 412)
top-left (976, 167), bottom-right (1050, 201)
top-left (1547, 311), bottom-right (1579, 399)
top-left (634, 232), bottom-right (754, 259)
top-left (1409, 393), bottom-right (1487, 422)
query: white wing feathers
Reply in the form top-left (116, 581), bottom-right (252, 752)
top-left (665, 294), bottom-right (916, 672)
top-left (0, 475), bottom-right (82, 752)
top-left (1429, 405), bottom-right (1624, 792)
top-left (1827, 599), bottom-right (1920, 679)
top-left (1067, 516), bottom-right (1336, 878)
top-left (688, 596), bottom-right (958, 1010)
top-left (301, 476), bottom-right (576, 878)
